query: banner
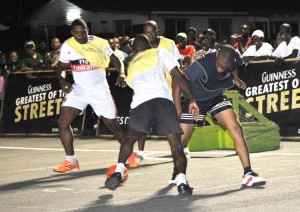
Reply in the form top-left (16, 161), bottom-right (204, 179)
top-left (0, 72), bottom-right (83, 134)
top-left (238, 59), bottom-right (300, 136)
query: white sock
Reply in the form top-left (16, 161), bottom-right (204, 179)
top-left (115, 163), bottom-right (125, 175)
top-left (66, 155), bottom-right (77, 164)
top-left (176, 173), bottom-right (187, 186)
top-left (183, 147), bottom-right (189, 153)
top-left (137, 151), bottom-right (144, 157)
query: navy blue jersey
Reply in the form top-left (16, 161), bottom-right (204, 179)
top-left (184, 51), bottom-right (242, 101)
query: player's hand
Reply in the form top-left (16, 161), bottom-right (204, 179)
top-left (59, 79), bottom-right (72, 93)
top-left (188, 100), bottom-right (199, 121)
top-left (115, 75), bottom-right (127, 88)
top-left (235, 78), bottom-right (246, 89)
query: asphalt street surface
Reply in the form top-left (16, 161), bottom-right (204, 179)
top-left (0, 136), bottom-right (299, 212)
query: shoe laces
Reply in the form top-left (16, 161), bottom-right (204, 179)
top-left (245, 171), bottom-right (258, 177)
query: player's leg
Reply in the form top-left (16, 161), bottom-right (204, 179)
top-left (128, 132), bottom-right (146, 168)
top-left (90, 89), bottom-right (127, 144)
top-left (214, 108), bottom-right (251, 168)
top-left (155, 98), bottom-right (193, 195)
top-left (102, 117), bottom-right (127, 144)
top-left (168, 123), bottom-right (195, 184)
top-left (105, 128), bottom-right (141, 190)
top-left (166, 133), bottom-right (193, 195)
top-left (212, 96), bottom-right (266, 186)
top-left (105, 100), bottom-right (153, 190)
top-left (53, 106), bottom-right (81, 173)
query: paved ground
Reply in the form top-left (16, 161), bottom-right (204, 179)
top-left (0, 136), bottom-right (299, 212)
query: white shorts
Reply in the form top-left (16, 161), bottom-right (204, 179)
top-left (62, 83), bottom-right (117, 119)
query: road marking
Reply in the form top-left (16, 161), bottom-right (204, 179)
top-left (1, 146), bottom-right (299, 157)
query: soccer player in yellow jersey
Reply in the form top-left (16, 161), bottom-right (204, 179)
top-left (105, 33), bottom-right (199, 195)
top-left (127, 20), bottom-right (185, 168)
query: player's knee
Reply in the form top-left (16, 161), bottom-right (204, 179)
top-left (57, 117), bottom-right (71, 128)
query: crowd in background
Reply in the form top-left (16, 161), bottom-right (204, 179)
top-left (0, 22), bottom-right (299, 75)
top-left (0, 21), bottom-right (299, 100)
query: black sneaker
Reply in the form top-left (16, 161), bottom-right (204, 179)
top-left (105, 172), bottom-right (122, 190)
top-left (177, 183), bottom-right (193, 195)
top-left (168, 168), bottom-right (178, 185)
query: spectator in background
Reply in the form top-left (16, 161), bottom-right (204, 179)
top-left (0, 52), bottom-right (7, 68)
top-left (176, 32), bottom-right (196, 67)
top-left (187, 27), bottom-right (201, 51)
top-left (37, 41), bottom-right (48, 56)
top-left (203, 28), bottom-right (223, 50)
top-left (234, 24), bottom-right (252, 55)
top-left (123, 39), bottom-right (134, 68)
top-left (187, 27), bottom-right (197, 46)
top-left (271, 23), bottom-right (300, 59)
top-left (7, 50), bottom-right (22, 72)
top-left (108, 37), bottom-right (128, 62)
top-left (242, 30), bottom-right (274, 63)
top-left (0, 63), bottom-right (6, 103)
top-left (43, 51), bottom-right (55, 70)
top-left (50, 37), bottom-right (62, 59)
top-left (272, 32), bottom-right (284, 49)
top-left (50, 37), bottom-right (62, 68)
top-left (20, 40), bottom-right (44, 72)
top-left (229, 34), bottom-right (240, 46)
top-left (194, 36), bottom-right (216, 60)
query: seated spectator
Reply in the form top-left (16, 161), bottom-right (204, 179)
top-left (272, 32), bottom-right (284, 49)
top-left (234, 24), bottom-right (252, 55)
top-left (194, 36), bottom-right (216, 59)
top-left (271, 23), bottom-right (300, 59)
top-left (108, 37), bottom-right (127, 62)
top-left (0, 52), bottom-right (7, 68)
top-left (7, 50), bottom-right (22, 72)
top-left (203, 28), bottom-right (223, 50)
top-left (175, 32), bottom-right (196, 66)
top-left (242, 30), bottom-right (274, 63)
top-left (21, 40), bottom-right (45, 72)
top-left (37, 41), bottom-right (48, 56)
top-left (123, 39), bottom-right (134, 68)
top-left (187, 27), bottom-right (197, 46)
top-left (0, 63), bottom-right (6, 102)
top-left (50, 37), bottom-right (62, 68)
top-left (43, 51), bottom-right (55, 70)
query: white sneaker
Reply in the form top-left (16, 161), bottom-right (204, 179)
top-left (241, 172), bottom-right (266, 186)
top-left (184, 147), bottom-right (191, 159)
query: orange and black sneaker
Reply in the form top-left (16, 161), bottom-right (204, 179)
top-left (53, 160), bottom-right (79, 173)
top-left (128, 153), bottom-right (141, 168)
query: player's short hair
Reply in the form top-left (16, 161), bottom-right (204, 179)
top-left (132, 33), bottom-right (151, 52)
top-left (218, 44), bottom-right (236, 65)
top-left (71, 18), bottom-right (88, 30)
top-left (144, 20), bottom-right (159, 31)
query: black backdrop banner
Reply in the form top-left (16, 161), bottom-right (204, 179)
top-left (238, 59), bottom-right (300, 136)
top-left (0, 73), bottom-right (83, 134)
top-left (1, 61), bottom-right (299, 137)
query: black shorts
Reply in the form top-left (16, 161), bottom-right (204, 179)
top-left (129, 98), bottom-right (183, 134)
top-left (179, 95), bottom-right (233, 125)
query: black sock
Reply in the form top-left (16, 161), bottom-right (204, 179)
top-left (244, 167), bottom-right (252, 175)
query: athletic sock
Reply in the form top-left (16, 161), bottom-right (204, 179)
top-left (176, 173), bottom-right (187, 186)
top-left (66, 155), bottom-right (77, 164)
top-left (136, 151), bottom-right (144, 157)
top-left (115, 163), bottom-right (125, 175)
top-left (244, 167), bottom-right (253, 175)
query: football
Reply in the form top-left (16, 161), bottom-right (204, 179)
top-left (106, 164), bottom-right (128, 185)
